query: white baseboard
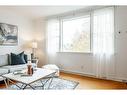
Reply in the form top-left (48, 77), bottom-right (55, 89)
top-left (114, 77), bottom-right (127, 82)
top-left (60, 69), bottom-right (96, 78)
top-left (60, 69), bottom-right (127, 83)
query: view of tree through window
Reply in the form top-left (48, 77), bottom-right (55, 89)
top-left (62, 16), bottom-right (91, 52)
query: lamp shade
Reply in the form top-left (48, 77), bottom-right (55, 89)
top-left (32, 41), bottom-right (37, 48)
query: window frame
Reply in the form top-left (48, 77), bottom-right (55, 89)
top-left (58, 14), bottom-right (92, 53)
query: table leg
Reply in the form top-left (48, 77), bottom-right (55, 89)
top-left (22, 84), bottom-right (27, 90)
top-left (28, 84), bottom-right (35, 90)
top-left (22, 84), bottom-right (35, 90)
top-left (7, 79), bottom-right (9, 85)
top-left (47, 77), bottom-right (53, 89)
top-left (20, 84), bottom-right (26, 89)
top-left (7, 79), bottom-right (23, 89)
top-left (40, 78), bottom-right (50, 89)
top-left (3, 78), bottom-right (8, 88)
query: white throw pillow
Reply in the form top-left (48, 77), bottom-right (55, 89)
top-left (0, 54), bottom-right (8, 66)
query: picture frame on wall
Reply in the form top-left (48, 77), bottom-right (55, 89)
top-left (0, 23), bottom-right (18, 45)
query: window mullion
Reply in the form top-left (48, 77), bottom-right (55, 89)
top-left (59, 19), bottom-right (63, 52)
top-left (90, 11), bottom-right (93, 53)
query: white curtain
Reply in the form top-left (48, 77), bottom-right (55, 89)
top-left (93, 7), bottom-right (115, 79)
top-left (46, 7), bottom-right (115, 78)
top-left (46, 19), bottom-right (59, 64)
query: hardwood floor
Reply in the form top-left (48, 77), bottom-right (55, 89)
top-left (0, 72), bottom-right (127, 89)
top-left (60, 72), bottom-right (127, 89)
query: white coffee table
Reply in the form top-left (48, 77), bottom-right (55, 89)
top-left (2, 68), bottom-right (56, 90)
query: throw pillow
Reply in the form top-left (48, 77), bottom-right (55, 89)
top-left (10, 52), bottom-right (26, 65)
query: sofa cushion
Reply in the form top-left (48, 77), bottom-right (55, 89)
top-left (10, 52), bottom-right (26, 65)
top-left (2, 64), bottom-right (27, 73)
top-left (0, 54), bottom-right (9, 67)
top-left (0, 68), bottom-right (9, 75)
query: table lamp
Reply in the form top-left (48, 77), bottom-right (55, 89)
top-left (32, 41), bottom-right (37, 59)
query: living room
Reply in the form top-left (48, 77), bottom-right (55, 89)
top-left (0, 5), bottom-right (127, 91)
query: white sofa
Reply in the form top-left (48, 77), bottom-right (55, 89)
top-left (0, 54), bottom-right (28, 81)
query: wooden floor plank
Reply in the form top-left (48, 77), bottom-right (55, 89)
top-left (59, 72), bottom-right (127, 89)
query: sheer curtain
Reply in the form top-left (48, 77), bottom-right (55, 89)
top-left (93, 7), bottom-right (115, 79)
top-left (46, 19), bottom-right (59, 64)
top-left (46, 7), bottom-right (115, 79)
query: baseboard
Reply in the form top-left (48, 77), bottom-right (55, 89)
top-left (114, 77), bottom-right (127, 83)
top-left (60, 69), bottom-right (127, 83)
top-left (60, 69), bottom-right (96, 79)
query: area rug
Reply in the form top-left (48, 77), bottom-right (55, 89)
top-left (3, 78), bottom-right (79, 90)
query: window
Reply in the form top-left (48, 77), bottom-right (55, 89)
top-left (61, 16), bottom-right (91, 52)
top-left (46, 7), bottom-right (114, 54)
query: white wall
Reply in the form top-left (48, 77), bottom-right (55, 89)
top-left (0, 9), bottom-right (34, 55)
top-left (33, 19), bottom-right (47, 67)
top-left (115, 6), bottom-right (127, 81)
top-left (35, 6), bottom-right (127, 81)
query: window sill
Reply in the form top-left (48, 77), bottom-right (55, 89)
top-left (56, 51), bottom-right (92, 54)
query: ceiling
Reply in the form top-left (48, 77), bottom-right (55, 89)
top-left (0, 6), bottom-right (89, 19)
